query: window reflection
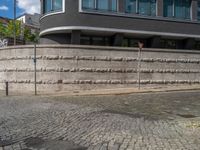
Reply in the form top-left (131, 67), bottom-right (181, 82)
top-left (82, 0), bottom-right (117, 12)
top-left (197, 1), bottom-right (200, 20)
top-left (163, 0), bottom-right (191, 20)
top-left (125, 0), bottom-right (156, 16)
top-left (97, 0), bottom-right (109, 10)
top-left (53, 0), bottom-right (62, 11)
top-left (43, 0), bottom-right (63, 14)
top-left (82, 0), bottom-right (95, 9)
top-left (125, 0), bottom-right (136, 13)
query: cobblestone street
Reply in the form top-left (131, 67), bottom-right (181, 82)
top-left (0, 90), bottom-right (200, 150)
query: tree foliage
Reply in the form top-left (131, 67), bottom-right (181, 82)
top-left (24, 27), bottom-right (39, 43)
top-left (0, 20), bottom-right (39, 43)
top-left (0, 22), bottom-right (6, 38)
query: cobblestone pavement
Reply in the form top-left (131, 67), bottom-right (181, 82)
top-left (0, 91), bottom-right (200, 150)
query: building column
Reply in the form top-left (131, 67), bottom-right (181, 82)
top-left (113, 33), bottom-right (124, 46)
top-left (184, 38), bottom-right (196, 50)
top-left (41, 0), bottom-right (44, 14)
top-left (191, 0), bottom-right (198, 21)
top-left (148, 36), bottom-right (161, 48)
top-left (118, 0), bottom-right (125, 12)
top-left (71, 30), bottom-right (81, 45)
top-left (157, 0), bottom-right (163, 17)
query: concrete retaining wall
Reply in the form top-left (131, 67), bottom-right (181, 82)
top-left (0, 45), bottom-right (200, 92)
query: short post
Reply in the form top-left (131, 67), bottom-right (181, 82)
top-left (5, 81), bottom-right (8, 96)
top-left (34, 44), bottom-right (37, 95)
top-left (138, 41), bottom-right (144, 90)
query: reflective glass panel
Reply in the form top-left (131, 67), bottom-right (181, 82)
top-left (185, 0), bottom-right (191, 19)
top-left (163, 0), bottom-right (173, 17)
top-left (139, 0), bottom-right (151, 15)
top-left (97, 0), bottom-right (109, 10)
top-left (198, 1), bottom-right (200, 20)
top-left (82, 0), bottom-right (95, 9)
top-left (125, 0), bottom-right (136, 13)
top-left (53, 0), bottom-right (62, 11)
top-left (150, 0), bottom-right (156, 16)
top-left (174, 0), bottom-right (191, 19)
top-left (44, 0), bottom-right (52, 13)
top-left (138, 0), bottom-right (156, 16)
top-left (111, 0), bottom-right (117, 11)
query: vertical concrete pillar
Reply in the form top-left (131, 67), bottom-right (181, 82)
top-left (113, 33), bottom-right (124, 46)
top-left (118, 0), bottom-right (125, 12)
top-left (41, 0), bottom-right (44, 14)
top-left (71, 30), bottom-right (81, 45)
top-left (191, 0), bottom-right (198, 21)
top-left (184, 38), bottom-right (196, 50)
top-left (148, 36), bottom-right (161, 48)
top-left (157, 0), bottom-right (163, 17)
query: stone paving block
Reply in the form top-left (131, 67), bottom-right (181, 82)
top-left (0, 92), bottom-right (200, 149)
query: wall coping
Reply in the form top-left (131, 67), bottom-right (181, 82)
top-left (1, 44), bottom-right (200, 54)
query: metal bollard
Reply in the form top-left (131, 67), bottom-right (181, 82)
top-left (5, 82), bottom-right (8, 96)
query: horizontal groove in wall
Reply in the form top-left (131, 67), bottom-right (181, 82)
top-left (0, 68), bottom-right (200, 73)
top-left (0, 80), bottom-right (200, 84)
top-left (0, 56), bottom-right (200, 64)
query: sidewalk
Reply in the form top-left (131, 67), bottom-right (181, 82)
top-left (51, 85), bottom-right (200, 97)
top-left (1, 85), bottom-right (200, 97)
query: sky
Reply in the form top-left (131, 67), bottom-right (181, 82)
top-left (0, 0), bottom-right (40, 19)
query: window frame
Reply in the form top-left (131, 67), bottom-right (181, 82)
top-left (41, 0), bottom-right (65, 20)
top-left (197, 1), bottom-right (200, 21)
top-left (125, 0), bottom-right (157, 16)
top-left (81, 0), bottom-right (118, 12)
top-left (163, 0), bottom-right (191, 20)
top-left (79, 0), bottom-right (198, 24)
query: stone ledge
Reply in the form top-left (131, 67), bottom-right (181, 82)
top-left (1, 44), bottom-right (200, 54)
top-left (1, 80), bottom-right (200, 84)
top-left (1, 68), bottom-right (200, 73)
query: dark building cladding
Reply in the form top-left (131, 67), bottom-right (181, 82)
top-left (40, 0), bottom-right (200, 50)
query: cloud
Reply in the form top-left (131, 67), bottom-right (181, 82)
top-left (17, 0), bottom-right (40, 14)
top-left (0, 5), bottom-right (9, 11)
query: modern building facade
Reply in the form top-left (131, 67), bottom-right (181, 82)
top-left (17, 13), bottom-right (40, 29)
top-left (40, 0), bottom-right (200, 49)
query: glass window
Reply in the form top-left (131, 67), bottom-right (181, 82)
top-left (44, 0), bottom-right (52, 13)
top-left (163, 0), bottom-right (173, 17)
top-left (150, 0), bottom-right (156, 16)
top-left (198, 1), bottom-right (200, 20)
top-left (184, 0), bottom-right (191, 19)
top-left (97, 0), bottom-right (109, 10)
top-left (82, 0), bottom-right (95, 9)
top-left (175, 0), bottom-right (191, 19)
top-left (139, 0), bottom-right (151, 15)
top-left (53, 0), bottom-right (62, 11)
top-left (126, 0), bottom-right (156, 16)
top-left (43, 0), bottom-right (63, 14)
top-left (163, 0), bottom-right (191, 20)
top-left (80, 35), bottom-right (111, 46)
top-left (160, 39), bottom-right (177, 49)
top-left (125, 0), bottom-right (137, 13)
top-left (111, 0), bottom-right (117, 11)
top-left (82, 0), bottom-right (117, 12)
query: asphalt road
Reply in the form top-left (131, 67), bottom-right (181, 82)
top-left (0, 90), bottom-right (200, 150)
